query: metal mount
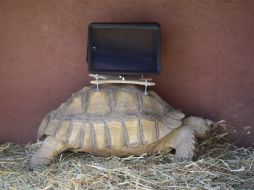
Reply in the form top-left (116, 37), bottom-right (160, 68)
top-left (89, 74), bottom-right (155, 95)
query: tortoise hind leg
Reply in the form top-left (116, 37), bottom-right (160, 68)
top-left (28, 136), bottom-right (68, 170)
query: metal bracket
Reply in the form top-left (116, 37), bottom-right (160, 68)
top-left (89, 74), bottom-right (155, 95)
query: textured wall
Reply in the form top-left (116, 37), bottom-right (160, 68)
top-left (0, 0), bottom-right (253, 146)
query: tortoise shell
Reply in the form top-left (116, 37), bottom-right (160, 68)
top-left (37, 84), bottom-right (185, 156)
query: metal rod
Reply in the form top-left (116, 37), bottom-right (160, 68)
top-left (144, 80), bottom-right (148, 95)
top-left (96, 74), bottom-right (99, 91)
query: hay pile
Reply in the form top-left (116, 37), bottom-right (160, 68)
top-left (0, 129), bottom-right (253, 190)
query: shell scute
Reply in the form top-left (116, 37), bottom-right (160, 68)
top-left (141, 93), bottom-right (165, 114)
top-left (82, 123), bottom-right (93, 150)
top-left (124, 118), bottom-right (141, 147)
top-left (115, 90), bottom-right (139, 114)
top-left (107, 119), bottom-right (125, 149)
top-left (55, 120), bottom-right (71, 142)
top-left (158, 121), bottom-right (171, 139)
top-left (86, 91), bottom-right (111, 116)
top-left (93, 122), bottom-right (110, 150)
top-left (141, 118), bottom-right (158, 144)
top-left (68, 120), bottom-right (83, 146)
top-left (63, 96), bottom-right (83, 116)
top-left (44, 119), bottom-right (60, 136)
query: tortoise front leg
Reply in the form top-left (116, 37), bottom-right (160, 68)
top-left (159, 126), bottom-right (196, 161)
top-left (28, 136), bottom-right (68, 170)
top-left (173, 126), bottom-right (196, 161)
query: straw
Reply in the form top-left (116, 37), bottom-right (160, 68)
top-left (0, 126), bottom-right (253, 190)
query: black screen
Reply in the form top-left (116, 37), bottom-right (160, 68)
top-left (87, 23), bottom-right (160, 74)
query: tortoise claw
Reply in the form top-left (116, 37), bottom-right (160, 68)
top-left (28, 153), bottom-right (51, 170)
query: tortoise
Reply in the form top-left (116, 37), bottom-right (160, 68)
top-left (29, 84), bottom-right (214, 169)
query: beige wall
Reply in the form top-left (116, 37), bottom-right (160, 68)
top-left (0, 0), bottom-right (253, 146)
